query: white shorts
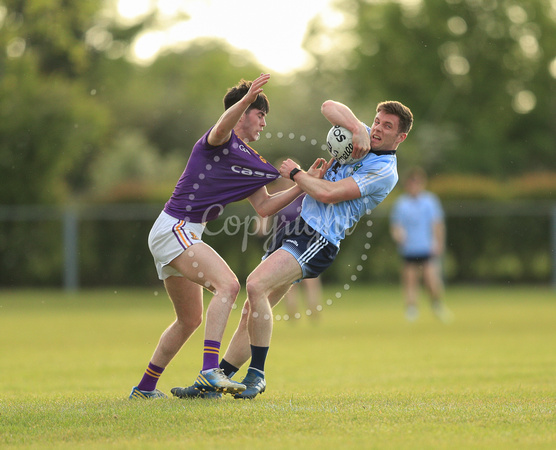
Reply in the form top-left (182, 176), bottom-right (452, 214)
top-left (148, 211), bottom-right (205, 280)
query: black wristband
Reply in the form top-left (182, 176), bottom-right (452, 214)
top-left (289, 168), bottom-right (301, 181)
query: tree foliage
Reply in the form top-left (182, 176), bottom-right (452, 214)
top-left (0, 59), bottom-right (108, 203)
top-left (2, 0), bottom-right (102, 77)
top-left (1, 0), bottom-right (555, 206)
top-left (0, 0), bottom-right (109, 203)
top-left (0, 0), bottom-right (554, 287)
top-left (304, 0), bottom-right (556, 177)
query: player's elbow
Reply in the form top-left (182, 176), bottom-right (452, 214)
top-left (316, 184), bottom-right (358, 205)
top-left (256, 208), bottom-right (272, 218)
top-left (251, 204), bottom-right (268, 218)
top-left (253, 201), bottom-right (274, 218)
top-left (314, 190), bottom-right (339, 205)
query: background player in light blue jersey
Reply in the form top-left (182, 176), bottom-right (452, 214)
top-left (208, 99), bottom-right (414, 399)
top-left (390, 167), bottom-right (453, 323)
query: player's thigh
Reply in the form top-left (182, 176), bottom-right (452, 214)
top-left (163, 275), bottom-right (204, 324)
top-left (403, 263), bottom-right (420, 285)
top-left (248, 249), bottom-right (302, 295)
top-left (422, 261), bottom-right (441, 288)
top-left (169, 242), bottom-right (238, 292)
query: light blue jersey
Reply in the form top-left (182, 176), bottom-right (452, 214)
top-left (390, 191), bottom-right (444, 257)
top-left (301, 152), bottom-right (399, 247)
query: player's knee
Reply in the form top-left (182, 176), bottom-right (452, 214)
top-left (192, 313), bottom-right (203, 330)
top-left (223, 277), bottom-right (241, 302)
top-left (245, 275), bottom-right (267, 304)
top-left (180, 313), bottom-right (202, 332)
top-left (212, 276), bottom-right (240, 306)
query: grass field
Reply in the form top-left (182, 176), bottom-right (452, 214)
top-left (0, 285), bottom-right (554, 449)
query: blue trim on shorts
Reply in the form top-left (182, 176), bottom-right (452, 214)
top-left (264, 216), bottom-right (339, 279)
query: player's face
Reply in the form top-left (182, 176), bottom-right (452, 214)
top-left (406, 177), bottom-right (424, 196)
top-left (239, 108), bottom-right (267, 142)
top-left (370, 111), bottom-right (407, 151)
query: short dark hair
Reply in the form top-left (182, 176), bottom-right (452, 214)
top-left (223, 79), bottom-right (269, 113)
top-left (405, 166), bottom-right (427, 184)
top-left (377, 101), bottom-right (413, 134)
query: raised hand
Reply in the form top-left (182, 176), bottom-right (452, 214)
top-left (307, 158), bottom-right (331, 179)
top-left (245, 73), bottom-right (271, 104)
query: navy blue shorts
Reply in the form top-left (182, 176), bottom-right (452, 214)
top-left (403, 254), bottom-right (432, 264)
top-left (264, 216), bottom-right (339, 280)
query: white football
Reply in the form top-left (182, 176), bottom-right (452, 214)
top-left (326, 125), bottom-right (363, 165)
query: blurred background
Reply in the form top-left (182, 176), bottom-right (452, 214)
top-left (0, 0), bottom-right (555, 290)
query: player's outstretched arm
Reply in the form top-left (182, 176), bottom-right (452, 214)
top-left (247, 157), bottom-right (329, 217)
top-left (248, 184), bottom-right (303, 218)
top-left (280, 158), bottom-right (360, 205)
top-left (208, 73), bottom-right (271, 146)
top-left (321, 100), bottom-right (370, 159)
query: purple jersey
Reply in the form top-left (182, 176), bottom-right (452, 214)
top-left (164, 128), bottom-right (280, 223)
top-left (276, 194), bottom-right (305, 227)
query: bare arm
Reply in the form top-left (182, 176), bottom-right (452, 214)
top-left (321, 100), bottom-right (370, 159)
top-left (432, 221), bottom-right (445, 256)
top-left (280, 158), bottom-right (361, 204)
top-left (208, 73), bottom-right (270, 146)
top-left (390, 224), bottom-right (406, 246)
top-left (248, 184), bottom-right (304, 218)
top-left (248, 157), bottom-right (330, 216)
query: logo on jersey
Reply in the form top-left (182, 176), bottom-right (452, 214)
top-left (239, 144), bottom-right (269, 164)
top-left (327, 161), bottom-right (363, 181)
top-left (231, 165), bottom-right (279, 178)
top-left (238, 144), bottom-right (251, 155)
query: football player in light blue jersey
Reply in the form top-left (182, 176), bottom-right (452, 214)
top-left (214, 99), bottom-right (414, 399)
top-left (390, 167), bottom-right (453, 323)
top-left (132, 74), bottom-right (324, 401)
top-left (300, 142), bottom-right (398, 247)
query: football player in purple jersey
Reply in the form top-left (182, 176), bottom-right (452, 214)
top-left (130, 74), bottom-right (324, 399)
top-left (172, 99), bottom-right (413, 400)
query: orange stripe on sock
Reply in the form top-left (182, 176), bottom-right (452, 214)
top-left (146, 368), bottom-right (161, 378)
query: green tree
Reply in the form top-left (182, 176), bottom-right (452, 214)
top-left (2, 0), bottom-right (102, 77)
top-left (84, 38), bottom-right (336, 201)
top-left (0, 0), bottom-right (109, 204)
top-left (0, 59), bottom-right (108, 203)
top-left (305, 0), bottom-right (556, 177)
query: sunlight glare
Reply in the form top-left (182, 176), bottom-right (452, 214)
top-left (133, 31), bottom-right (166, 63)
top-left (123, 0), bottom-right (334, 73)
top-left (118, 0), bottom-right (152, 20)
